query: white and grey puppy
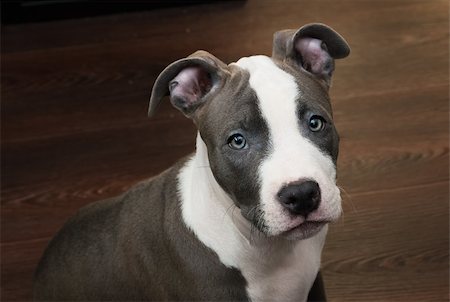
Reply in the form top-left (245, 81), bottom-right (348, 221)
top-left (34, 23), bottom-right (350, 302)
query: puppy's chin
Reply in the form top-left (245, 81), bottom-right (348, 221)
top-left (246, 220), bottom-right (327, 243)
top-left (281, 221), bottom-right (327, 240)
top-left (253, 212), bottom-right (331, 241)
top-left (245, 214), bottom-right (323, 239)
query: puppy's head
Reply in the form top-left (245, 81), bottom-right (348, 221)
top-left (149, 24), bottom-right (349, 240)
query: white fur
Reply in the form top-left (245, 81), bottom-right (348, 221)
top-left (235, 56), bottom-right (342, 237)
top-left (179, 134), bottom-right (326, 302)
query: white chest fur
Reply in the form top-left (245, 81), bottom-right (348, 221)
top-left (178, 134), bottom-right (327, 302)
top-left (239, 228), bottom-right (327, 302)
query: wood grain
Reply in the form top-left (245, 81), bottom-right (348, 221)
top-left (2, 0), bottom-right (448, 301)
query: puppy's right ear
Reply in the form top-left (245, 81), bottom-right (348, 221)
top-left (149, 51), bottom-right (228, 118)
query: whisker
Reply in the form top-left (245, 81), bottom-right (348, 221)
top-left (195, 165), bottom-right (211, 169)
top-left (247, 206), bottom-right (259, 244)
top-left (248, 205), bottom-right (267, 244)
top-left (338, 185), bottom-right (357, 214)
top-left (337, 185), bottom-right (357, 225)
top-left (223, 203), bottom-right (237, 224)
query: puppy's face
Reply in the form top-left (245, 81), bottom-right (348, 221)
top-left (197, 56), bottom-right (341, 240)
top-left (149, 23), bottom-right (349, 240)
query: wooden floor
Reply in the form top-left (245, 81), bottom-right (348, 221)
top-left (2, 0), bottom-right (449, 301)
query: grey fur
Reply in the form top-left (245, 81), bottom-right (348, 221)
top-left (34, 160), bottom-right (249, 301)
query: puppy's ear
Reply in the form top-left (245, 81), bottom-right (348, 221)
top-left (272, 23), bottom-right (350, 86)
top-left (149, 50), bottom-right (228, 118)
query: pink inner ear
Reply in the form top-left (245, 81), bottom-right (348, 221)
top-left (169, 66), bottom-right (212, 108)
top-left (295, 38), bottom-right (333, 78)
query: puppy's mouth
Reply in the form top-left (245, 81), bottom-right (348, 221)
top-left (240, 205), bottom-right (331, 240)
top-left (283, 220), bottom-right (328, 240)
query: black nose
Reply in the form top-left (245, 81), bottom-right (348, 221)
top-left (277, 181), bottom-right (321, 217)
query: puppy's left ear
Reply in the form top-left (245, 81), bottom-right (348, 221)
top-left (272, 23), bottom-right (350, 86)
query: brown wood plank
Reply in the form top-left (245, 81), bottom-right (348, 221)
top-left (2, 0), bottom-right (448, 301)
top-left (324, 181), bottom-right (449, 301)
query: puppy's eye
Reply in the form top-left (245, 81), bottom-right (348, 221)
top-left (228, 133), bottom-right (247, 150)
top-left (309, 115), bottom-right (326, 132)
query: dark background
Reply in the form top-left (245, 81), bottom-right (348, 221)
top-left (2, 0), bottom-right (449, 301)
top-left (1, 0), bottom-right (226, 24)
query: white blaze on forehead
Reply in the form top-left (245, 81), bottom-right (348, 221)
top-left (235, 55), bottom-right (341, 236)
top-left (235, 56), bottom-right (301, 143)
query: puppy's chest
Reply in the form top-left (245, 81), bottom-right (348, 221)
top-left (239, 240), bottom-right (322, 302)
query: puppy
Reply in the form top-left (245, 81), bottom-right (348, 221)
top-left (34, 23), bottom-right (349, 301)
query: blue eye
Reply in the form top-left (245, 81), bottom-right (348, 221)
top-left (228, 133), bottom-right (247, 150)
top-left (309, 115), bottom-right (326, 132)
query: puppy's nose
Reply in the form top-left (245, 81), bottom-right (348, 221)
top-left (277, 181), bottom-right (321, 217)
